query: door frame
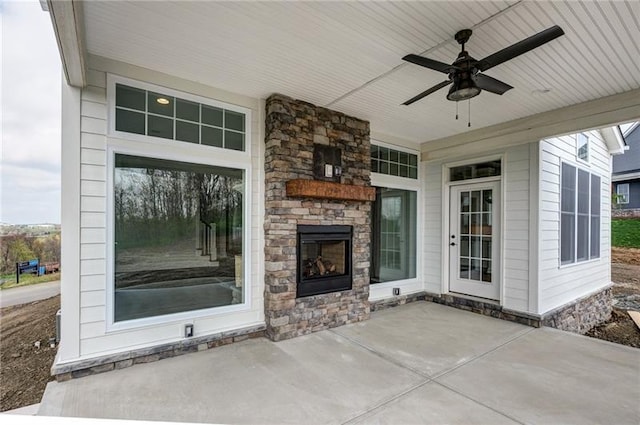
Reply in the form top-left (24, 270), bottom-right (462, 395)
top-left (441, 155), bottom-right (505, 304)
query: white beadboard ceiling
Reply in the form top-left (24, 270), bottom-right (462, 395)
top-left (82, 1), bottom-right (640, 147)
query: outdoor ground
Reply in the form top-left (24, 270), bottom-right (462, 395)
top-left (0, 295), bottom-right (59, 412)
top-left (0, 249), bottom-right (639, 412)
top-left (585, 247), bottom-right (640, 348)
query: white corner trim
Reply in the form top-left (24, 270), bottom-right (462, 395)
top-left (47, 0), bottom-right (87, 87)
top-left (600, 126), bottom-right (627, 155)
top-left (58, 79), bottom-right (82, 362)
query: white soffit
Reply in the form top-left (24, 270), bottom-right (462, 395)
top-left (82, 1), bottom-right (640, 146)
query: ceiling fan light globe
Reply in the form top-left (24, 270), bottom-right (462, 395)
top-left (446, 78), bottom-right (481, 101)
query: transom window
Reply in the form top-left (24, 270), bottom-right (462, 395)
top-left (560, 163), bottom-right (600, 265)
top-left (114, 83), bottom-right (246, 151)
top-left (371, 145), bottom-right (418, 179)
top-left (450, 160), bottom-right (501, 182)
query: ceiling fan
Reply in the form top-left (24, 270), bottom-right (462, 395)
top-left (402, 25), bottom-right (565, 105)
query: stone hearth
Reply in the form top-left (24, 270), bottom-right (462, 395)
top-left (264, 94), bottom-right (372, 341)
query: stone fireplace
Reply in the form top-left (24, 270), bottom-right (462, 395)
top-left (264, 94), bottom-right (373, 341)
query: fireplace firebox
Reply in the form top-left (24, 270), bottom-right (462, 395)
top-left (296, 225), bottom-right (352, 297)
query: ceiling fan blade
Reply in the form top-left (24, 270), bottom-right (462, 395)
top-left (474, 74), bottom-right (514, 95)
top-left (402, 54), bottom-right (460, 74)
top-left (476, 25), bottom-right (565, 72)
top-left (402, 80), bottom-right (452, 105)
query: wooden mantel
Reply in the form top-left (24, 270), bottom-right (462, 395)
top-left (286, 179), bottom-right (375, 202)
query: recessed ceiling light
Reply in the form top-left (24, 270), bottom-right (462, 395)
top-left (156, 98), bottom-right (170, 105)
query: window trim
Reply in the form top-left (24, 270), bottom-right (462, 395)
top-left (576, 132), bottom-right (590, 164)
top-left (104, 142), bottom-right (253, 333)
top-left (616, 183), bottom-right (630, 204)
top-left (559, 161), bottom-right (601, 267)
top-left (107, 74), bottom-right (252, 157)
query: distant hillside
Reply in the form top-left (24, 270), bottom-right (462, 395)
top-left (0, 223), bottom-right (61, 236)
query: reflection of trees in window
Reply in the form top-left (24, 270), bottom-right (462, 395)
top-left (114, 155), bottom-right (242, 255)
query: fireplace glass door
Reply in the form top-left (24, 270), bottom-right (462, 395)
top-left (296, 225), bottom-right (352, 297)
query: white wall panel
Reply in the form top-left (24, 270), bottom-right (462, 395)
top-left (538, 129), bottom-right (611, 313)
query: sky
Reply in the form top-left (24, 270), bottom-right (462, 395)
top-left (1, 0), bottom-right (61, 224)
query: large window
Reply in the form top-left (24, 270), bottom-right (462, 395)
top-left (113, 154), bottom-right (244, 322)
top-left (560, 163), bottom-right (600, 265)
top-left (114, 83), bottom-right (246, 151)
top-left (370, 188), bottom-right (417, 283)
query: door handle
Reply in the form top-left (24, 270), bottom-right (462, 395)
top-left (450, 242), bottom-right (456, 246)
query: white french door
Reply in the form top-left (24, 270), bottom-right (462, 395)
top-left (449, 182), bottom-right (500, 300)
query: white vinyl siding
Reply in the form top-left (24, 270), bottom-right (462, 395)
top-left (538, 130), bottom-right (610, 314)
top-left (60, 56), bottom-right (265, 362)
top-left (423, 161), bottom-right (442, 295)
top-left (502, 144), bottom-right (531, 312)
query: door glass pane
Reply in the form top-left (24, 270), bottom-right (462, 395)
top-left (461, 192), bottom-right (470, 212)
top-left (471, 191), bottom-right (481, 212)
top-left (482, 190), bottom-right (492, 212)
top-left (471, 236), bottom-right (481, 258)
top-left (482, 260), bottom-right (492, 282)
top-left (460, 236), bottom-right (469, 257)
top-left (460, 258), bottom-right (469, 279)
top-left (114, 154), bottom-right (244, 322)
top-left (482, 213), bottom-right (492, 235)
top-left (461, 214), bottom-right (470, 234)
top-left (482, 239), bottom-right (491, 259)
top-left (470, 259), bottom-right (481, 281)
top-left (471, 213), bottom-right (481, 235)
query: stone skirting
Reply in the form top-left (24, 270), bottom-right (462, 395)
top-left (371, 292), bottom-right (427, 312)
top-left (52, 324), bottom-right (265, 381)
top-left (423, 292), bottom-right (542, 327)
top-left (541, 286), bottom-right (613, 334)
top-left (612, 208), bottom-right (640, 218)
top-left (264, 94), bottom-right (372, 341)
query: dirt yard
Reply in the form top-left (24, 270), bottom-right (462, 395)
top-left (0, 248), bottom-right (638, 412)
top-left (585, 248), bottom-right (640, 348)
top-left (0, 295), bottom-right (59, 412)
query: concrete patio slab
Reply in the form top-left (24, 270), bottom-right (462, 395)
top-left (333, 302), bottom-right (531, 377)
top-left (39, 301), bottom-right (640, 424)
top-left (438, 327), bottom-right (640, 425)
top-left (346, 381), bottom-right (519, 425)
top-left (40, 330), bottom-right (424, 424)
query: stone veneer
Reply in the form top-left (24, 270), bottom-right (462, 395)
top-left (264, 94), bottom-right (371, 341)
top-left (541, 286), bottom-right (613, 334)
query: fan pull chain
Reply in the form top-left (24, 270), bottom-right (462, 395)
top-left (468, 99), bottom-right (471, 127)
top-left (456, 101), bottom-right (459, 120)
